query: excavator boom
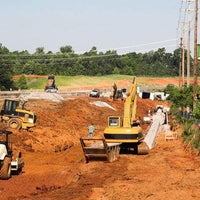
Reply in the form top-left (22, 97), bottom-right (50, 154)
top-left (123, 77), bottom-right (138, 127)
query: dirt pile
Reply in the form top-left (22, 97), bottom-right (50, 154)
top-left (7, 96), bottom-right (162, 153)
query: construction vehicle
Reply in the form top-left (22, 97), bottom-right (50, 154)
top-left (104, 77), bottom-right (149, 154)
top-left (45, 75), bottom-right (58, 93)
top-left (116, 88), bottom-right (127, 100)
top-left (89, 89), bottom-right (100, 98)
top-left (80, 137), bottom-right (121, 163)
top-left (0, 130), bottom-right (24, 179)
top-left (111, 83), bottom-right (126, 100)
top-left (0, 99), bottom-right (36, 130)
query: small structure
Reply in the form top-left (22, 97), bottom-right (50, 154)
top-left (80, 137), bottom-right (121, 163)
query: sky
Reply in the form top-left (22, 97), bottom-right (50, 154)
top-left (0, 0), bottom-right (183, 54)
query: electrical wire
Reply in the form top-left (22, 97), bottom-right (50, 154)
top-left (0, 38), bottom-right (178, 62)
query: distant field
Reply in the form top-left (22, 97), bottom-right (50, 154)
top-left (15, 75), bottom-right (181, 90)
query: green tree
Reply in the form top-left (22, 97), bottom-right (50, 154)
top-left (0, 70), bottom-right (14, 90)
top-left (16, 75), bottom-right (28, 89)
top-left (34, 47), bottom-right (45, 55)
top-left (113, 67), bottom-right (120, 74)
top-left (0, 44), bottom-right (15, 90)
top-left (193, 101), bottom-right (200, 121)
top-left (0, 43), bottom-right (184, 77)
top-left (122, 66), bottom-right (134, 75)
top-left (60, 45), bottom-right (74, 54)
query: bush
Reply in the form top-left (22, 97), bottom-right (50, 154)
top-left (16, 75), bottom-right (28, 90)
top-left (166, 84), bottom-right (200, 154)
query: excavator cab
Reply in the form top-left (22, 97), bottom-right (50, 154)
top-left (1, 99), bottom-right (19, 115)
top-left (108, 116), bottom-right (121, 127)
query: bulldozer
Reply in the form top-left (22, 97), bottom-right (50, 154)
top-left (0, 130), bottom-right (24, 179)
top-left (104, 77), bottom-right (149, 155)
top-left (45, 74), bottom-right (58, 93)
top-left (0, 98), bottom-right (36, 130)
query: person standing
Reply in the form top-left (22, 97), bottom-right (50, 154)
top-left (88, 123), bottom-right (95, 138)
top-left (112, 82), bottom-right (117, 100)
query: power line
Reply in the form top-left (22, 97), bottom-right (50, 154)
top-left (79, 39), bottom-right (178, 53)
top-left (0, 38), bottom-right (178, 61)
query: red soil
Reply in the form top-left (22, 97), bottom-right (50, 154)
top-left (0, 79), bottom-right (199, 200)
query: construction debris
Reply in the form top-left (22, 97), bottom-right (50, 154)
top-left (20, 92), bottom-right (64, 102)
top-left (90, 101), bottom-right (116, 110)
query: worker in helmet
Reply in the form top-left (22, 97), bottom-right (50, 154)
top-left (88, 123), bottom-right (95, 138)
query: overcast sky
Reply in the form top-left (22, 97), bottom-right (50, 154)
top-left (0, 0), bottom-right (182, 54)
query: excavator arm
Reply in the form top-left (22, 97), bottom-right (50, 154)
top-left (123, 77), bottom-right (138, 127)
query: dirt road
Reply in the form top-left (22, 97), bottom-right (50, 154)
top-left (0, 80), bottom-right (200, 199)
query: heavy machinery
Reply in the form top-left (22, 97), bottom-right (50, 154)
top-left (116, 88), bottom-right (127, 100)
top-left (45, 75), bottom-right (58, 93)
top-left (80, 137), bottom-right (121, 163)
top-left (0, 130), bottom-right (24, 179)
top-left (111, 83), bottom-right (126, 100)
top-left (0, 99), bottom-right (36, 130)
top-left (104, 77), bottom-right (149, 154)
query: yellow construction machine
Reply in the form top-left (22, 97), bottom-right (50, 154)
top-left (104, 77), bottom-right (149, 154)
top-left (0, 99), bottom-right (36, 130)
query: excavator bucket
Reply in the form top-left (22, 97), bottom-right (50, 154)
top-left (137, 142), bottom-right (149, 155)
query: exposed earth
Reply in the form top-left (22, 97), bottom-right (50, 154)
top-left (0, 78), bottom-right (200, 200)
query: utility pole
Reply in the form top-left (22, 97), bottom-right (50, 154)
top-left (181, 24), bottom-right (185, 87)
top-left (187, 20), bottom-right (191, 87)
top-left (179, 38), bottom-right (183, 88)
top-left (187, 1), bottom-right (191, 87)
top-left (193, 0), bottom-right (198, 108)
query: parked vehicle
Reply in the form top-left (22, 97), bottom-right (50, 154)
top-left (89, 89), bottom-right (100, 98)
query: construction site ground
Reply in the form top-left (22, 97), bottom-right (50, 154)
top-left (0, 78), bottom-right (200, 200)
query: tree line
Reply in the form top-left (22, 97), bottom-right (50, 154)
top-left (0, 43), bottom-right (193, 90)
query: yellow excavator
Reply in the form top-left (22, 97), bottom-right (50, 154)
top-left (104, 77), bottom-right (149, 154)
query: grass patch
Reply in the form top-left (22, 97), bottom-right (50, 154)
top-left (26, 75), bottom-right (134, 90)
top-left (25, 75), bottom-right (177, 90)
